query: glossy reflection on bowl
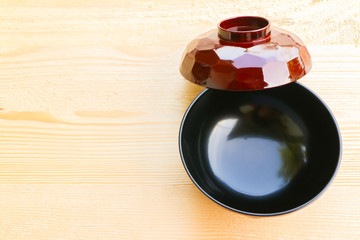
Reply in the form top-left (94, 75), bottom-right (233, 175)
top-left (179, 82), bottom-right (341, 215)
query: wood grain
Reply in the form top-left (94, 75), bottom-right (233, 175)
top-left (0, 0), bottom-right (360, 239)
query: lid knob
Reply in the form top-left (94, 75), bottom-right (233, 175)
top-left (218, 16), bottom-right (271, 47)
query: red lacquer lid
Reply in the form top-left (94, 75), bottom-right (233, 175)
top-left (180, 16), bottom-right (312, 91)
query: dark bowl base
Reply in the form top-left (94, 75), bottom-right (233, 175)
top-left (179, 82), bottom-right (341, 216)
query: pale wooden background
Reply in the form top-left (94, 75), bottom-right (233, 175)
top-left (0, 0), bottom-right (359, 239)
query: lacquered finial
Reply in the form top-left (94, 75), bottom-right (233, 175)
top-left (218, 16), bottom-right (271, 47)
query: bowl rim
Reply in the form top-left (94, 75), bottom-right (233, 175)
top-left (178, 82), bottom-right (342, 216)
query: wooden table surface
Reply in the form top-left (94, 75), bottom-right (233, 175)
top-left (0, 0), bottom-right (360, 239)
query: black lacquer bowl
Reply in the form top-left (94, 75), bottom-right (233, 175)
top-left (179, 82), bottom-right (341, 216)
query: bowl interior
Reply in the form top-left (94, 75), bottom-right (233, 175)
top-left (179, 82), bottom-right (341, 215)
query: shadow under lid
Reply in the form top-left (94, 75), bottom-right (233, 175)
top-left (179, 82), bottom-right (341, 215)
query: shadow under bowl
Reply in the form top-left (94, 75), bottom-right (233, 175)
top-left (179, 82), bottom-right (341, 216)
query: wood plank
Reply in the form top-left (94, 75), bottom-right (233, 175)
top-left (0, 0), bottom-right (359, 239)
